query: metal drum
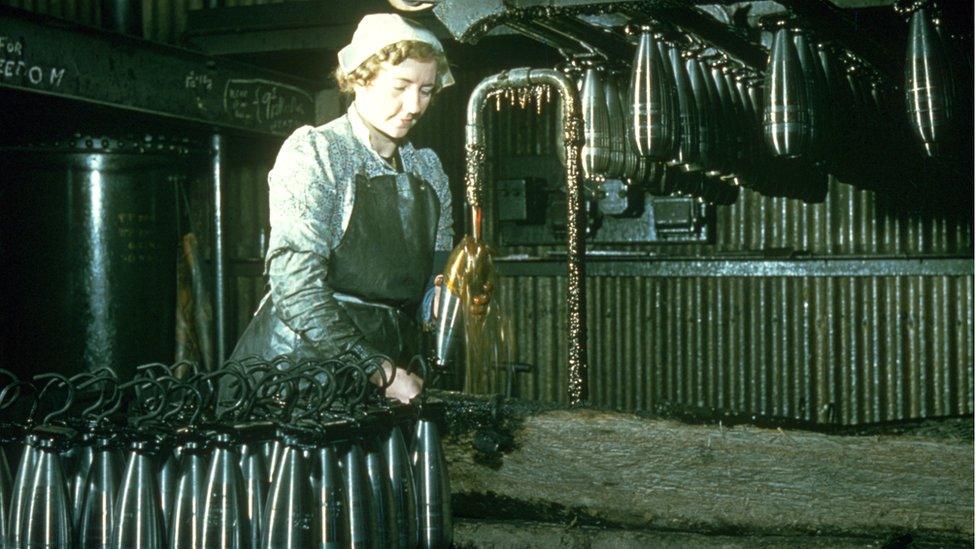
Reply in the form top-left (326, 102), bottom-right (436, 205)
top-left (0, 133), bottom-right (198, 381)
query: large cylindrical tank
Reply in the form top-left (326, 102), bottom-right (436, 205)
top-left (0, 133), bottom-right (198, 380)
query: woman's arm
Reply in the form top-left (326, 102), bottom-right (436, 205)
top-left (265, 126), bottom-right (383, 369)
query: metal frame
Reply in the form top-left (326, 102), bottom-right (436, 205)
top-left (495, 255), bottom-right (974, 277)
top-left (0, 6), bottom-right (316, 137)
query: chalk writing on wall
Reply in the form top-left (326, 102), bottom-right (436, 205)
top-left (0, 34), bottom-right (66, 88)
top-left (224, 79), bottom-right (312, 133)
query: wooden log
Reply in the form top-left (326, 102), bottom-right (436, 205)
top-left (436, 393), bottom-right (973, 544)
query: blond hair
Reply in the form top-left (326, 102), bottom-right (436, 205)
top-left (335, 40), bottom-right (449, 95)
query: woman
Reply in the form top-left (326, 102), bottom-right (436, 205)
top-left (231, 14), bottom-right (456, 403)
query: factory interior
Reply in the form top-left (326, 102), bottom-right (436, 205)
top-left (0, 0), bottom-right (972, 547)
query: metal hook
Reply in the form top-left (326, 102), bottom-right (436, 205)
top-left (78, 370), bottom-right (119, 419)
top-left (35, 373), bottom-right (75, 424)
top-left (0, 378), bottom-right (33, 413)
top-left (203, 366), bottom-right (250, 422)
top-left (162, 380), bottom-right (204, 427)
top-left (120, 377), bottom-right (168, 429)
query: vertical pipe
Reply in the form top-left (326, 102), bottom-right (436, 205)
top-left (465, 68), bottom-right (586, 405)
top-left (212, 133), bottom-right (228, 367)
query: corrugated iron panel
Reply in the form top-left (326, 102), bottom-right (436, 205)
top-left (482, 274), bottom-right (974, 425)
top-left (0, 0), bottom-right (99, 26)
top-left (0, 0), bottom-right (300, 44)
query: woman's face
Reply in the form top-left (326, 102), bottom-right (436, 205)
top-left (355, 57), bottom-right (438, 140)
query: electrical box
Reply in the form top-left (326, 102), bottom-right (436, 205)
top-left (497, 177), bottom-right (547, 224)
top-left (497, 180), bottom-right (713, 245)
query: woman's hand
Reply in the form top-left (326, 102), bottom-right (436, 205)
top-left (371, 360), bottom-right (424, 403)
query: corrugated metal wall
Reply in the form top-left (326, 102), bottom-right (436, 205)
top-left (9, 2), bottom-right (971, 426)
top-left (0, 0), bottom-right (297, 43)
top-left (492, 274), bottom-right (973, 424)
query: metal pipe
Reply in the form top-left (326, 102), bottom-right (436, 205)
top-left (465, 68), bottom-right (589, 405)
top-left (212, 133), bottom-right (228, 367)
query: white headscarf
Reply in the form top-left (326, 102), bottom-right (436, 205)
top-left (337, 13), bottom-right (454, 89)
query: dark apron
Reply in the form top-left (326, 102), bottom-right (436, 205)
top-left (230, 170), bottom-right (439, 365)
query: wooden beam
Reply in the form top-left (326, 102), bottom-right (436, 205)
top-left (438, 393), bottom-right (974, 543)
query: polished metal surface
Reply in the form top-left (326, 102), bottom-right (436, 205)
top-left (668, 43), bottom-right (700, 171)
top-left (113, 442), bottom-right (164, 549)
top-left (905, 7), bottom-right (953, 157)
top-left (697, 55), bottom-right (728, 174)
top-left (602, 73), bottom-right (627, 180)
top-left (721, 66), bottom-right (748, 175)
top-left (708, 58), bottom-right (736, 174)
top-left (364, 436), bottom-right (398, 548)
top-left (764, 26), bottom-right (813, 158)
top-left (238, 443), bottom-right (267, 549)
top-left (262, 443), bottom-right (316, 548)
top-left (580, 64), bottom-right (612, 179)
top-left (433, 291), bottom-right (464, 370)
top-left (629, 27), bottom-right (674, 160)
top-left (0, 447), bottom-right (10, 546)
top-left (69, 437), bottom-right (95, 532)
top-left (76, 440), bottom-right (123, 548)
top-left (157, 449), bottom-right (179, 534)
top-left (311, 444), bottom-right (344, 548)
top-left (201, 437), bottom-right (250, 549)
top-left (412, 418), bottom-right (452, 549)
top-left (16, 438), bottom-right (72, 548)
top-left (340, 442), bottom-right (375, 549)
top-left (385, 425), bottom-right (418, 549)
top-left (686, 52), bottom-right (717, 172)
top-left (266, 440), bottom-right (283, 491)
top-left (793, 29), bottom-right (828, 161)
top-left (615, 73), bottom-right (642, 181)
top-left (7, 441), bottom-right (39, 548)
top-left (170, 441), bottom-right (208, 548)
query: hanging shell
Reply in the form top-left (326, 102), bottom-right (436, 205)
top-left (629, 27), bottom-right (674, 159)
top-left (793, 29), bottom-right (828, 161)
top-left (685, 52), bottom-right (717, 172)
top-left (668, 43), bottom-right (700, 170)
top-left (763, 26), bottom-right (813, 158)
top-left (816, 42), bottom-right (849, 165)
top-left (905, 7), bottom-right (953, 156)
top-left (655, 35), bottom-right (680, 164)
top-left (580, 64), bottom-right (612, 179)
top-left (616, 73), bottom-right (642, 182)
top-left (708, 58), bottom-right (736, 173)
top-left (603, 73), bottom-right (627, 179)
top-left (720, 63), bottom-right (747, 173)
top-left (697, 55), bottom-right (727, 173)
